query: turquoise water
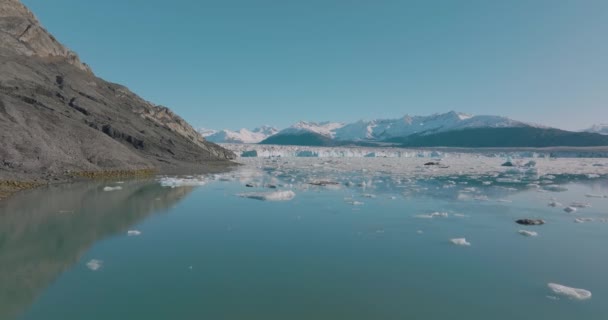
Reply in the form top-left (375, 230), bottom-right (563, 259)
top-left (2, 168), bottom-right (608, 319)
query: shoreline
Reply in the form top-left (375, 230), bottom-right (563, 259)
top-left (0, 161), bottom-right (240, 201)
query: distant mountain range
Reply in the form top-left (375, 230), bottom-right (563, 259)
top-left (200, 126), bottom-right (278, 144)
top-left (202, 112), bottom-right (608, 147)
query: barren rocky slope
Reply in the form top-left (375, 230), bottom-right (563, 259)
top-left (0, 0), bottom-right (235, 183)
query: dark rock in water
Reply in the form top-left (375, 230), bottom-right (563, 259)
top-left (309, 181), bottom-right (340, 186)
top-left (0, 0), bottom-right (235, 182)
top-left (516, 219), bottom-right (545, 226)
top-left (266, 184), bottom-right (277, 189)
top-left (502, 161), bottom-right (515, 167)
top-left (424, 162), bottom-right (441, 166)
top-left (245, 183), bottom-right (255, 188)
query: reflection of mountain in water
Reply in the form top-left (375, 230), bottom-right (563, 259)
top-left (0, 180), bottom-right (194, 320)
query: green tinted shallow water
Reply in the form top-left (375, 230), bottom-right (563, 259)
top-left (2, 168), bottom-right (608, 320)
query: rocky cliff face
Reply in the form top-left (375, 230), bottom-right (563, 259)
top-left (0, 0), bottom-right (90, 72)
top-left (0, 0), bottom-right (235, 180)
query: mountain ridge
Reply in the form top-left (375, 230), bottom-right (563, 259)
top-left (0, 0), bottom-right (235, 184)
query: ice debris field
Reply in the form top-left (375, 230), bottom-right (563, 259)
top-left (149, 148), bottom-right (608, 303)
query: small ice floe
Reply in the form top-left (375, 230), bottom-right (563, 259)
top-left (543, 185), bottom-right (568, 192)
top-left (127, 230), bottom-right (142, 236)
top-left (415, 212), bottom-right (449, 219)
top-left (547, 283), bottom-right (592, 300)
top-left (548, 201), bottom-right (562, 207)
top-left (116, 181), bottom-right (124, 184)
top-left (585, 194), bottom-right (607, 198)
top-left (86, 259), bottom-right (103, 271)
top-left (453, 213), bottom-right (468, 218)
top-left (417, 230), bottom-right (424, 234)
top-left (450, 238), bottom-right (471, 246)
top-left (587, 174), bottom-right (600, 179)
top-left (103, 186), bottom-right (122, 192)
top-left (564, 207), bottom-right (577, 213)
top-left (238, 190), bottom-right (296, 201)
top-left (482, 181), bottom-right (492, 185)
top-left (496, 199), bottom-right (513, 203)
top-left (159, 177), bottom-right (207, 188)
top-left (546, 295), bottom-right (560, 301)
top-left (348, 200), bottom-right (364, 206)
top-left (570, 202), bottom-right (591, 208)
top-left (361, 193), bottom-right (376, 198)
top-left (389, 196), bottom-right (397, 200)
top-left (574, 218), bottom-right (594, 223)
top-left (518, 230), bottom-right (538, 237)
top-left (473, 195), bottom-right (490, 201)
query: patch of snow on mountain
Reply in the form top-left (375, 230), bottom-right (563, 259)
top-left (203, 126), bottom-right (278, 144)
top-left (333, 111), bottom-right (535, 141)
top-left (278, 121), bottom-right (345, 138)
top-left (584, 124), bottom-right (608, 135)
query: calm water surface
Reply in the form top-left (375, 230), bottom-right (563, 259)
top-left (1, 166), bottom-right (608, 319)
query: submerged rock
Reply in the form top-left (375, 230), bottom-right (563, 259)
top-left (516, 219), bottom-right (545, 226)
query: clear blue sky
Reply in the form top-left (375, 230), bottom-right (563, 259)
top-left (23, 0), bottom-right (608, 130)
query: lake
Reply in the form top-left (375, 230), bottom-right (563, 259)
top-left (2, 160), bottom-right (608, 319)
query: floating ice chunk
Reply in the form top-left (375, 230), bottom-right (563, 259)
top-left (116, 181), bottom-right (124, 184)
top-left (547, 283), bottom-right (591, 300)
top-left (570, 202), bottom-right (591, 208)
top-left (496, 199), bottom-right (512, 203)
top-left (127, 230), bottom-right (142, 236)
top-left (238, 190), bottom-right (296, 201)
top-left (574, 218), bottom-right (593, 223)
top-left (417, 230), bottom-right (424, 234)
top-left (544, 185), bottom-right (568, 192)
top-left (86, 259), bottom-right (103, 271)
top-left (564, 207), bottom-right (577, 213)
top-left (518, 230), bottom-right (538, 237)
top-left (473, 195), bottom-right (489, 201)
top-left (585, 194), bottom-right (606, 198)
top-left (159, 177), bottom-right (207, 188)
top-left (482, 181), bottom-right (492, 185)
top-left (450, 238), bottom-right (471, 246)
top-left (548, 201), bottom-right (562, 207)
top-left (415, 212), bottom-right (449, 219)
top-left (103, 186), bottom-right (122, 192)
top-left (546, 295), bottom-right (560, 301)
top-left (453, 213), bottom-right (467, 218)
top-left (587, 174), bottom-right (600, 179)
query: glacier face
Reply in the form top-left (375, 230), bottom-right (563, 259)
top-left (222, 143), bottom-right (608, 159)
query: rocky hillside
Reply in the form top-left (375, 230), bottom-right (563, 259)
top-left (0, 0), bottom-right (235, 181)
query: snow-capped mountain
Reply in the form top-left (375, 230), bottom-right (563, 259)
top-left (267, 111), bottom-right (538, 142)
top-left (333, 111), bottom-right (534, 141)
top-left (200, 126), bottom-right (278, 144)
top-left (583, 124), bottom-right (608, 135)
top-left (278, 121), bottom-right (345, 138)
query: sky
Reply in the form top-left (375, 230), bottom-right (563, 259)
top-left (22, 0), bottom-right (608, 131)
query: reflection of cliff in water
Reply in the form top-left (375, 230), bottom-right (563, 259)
top-left (0, 180), bottom-right (194, 320)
